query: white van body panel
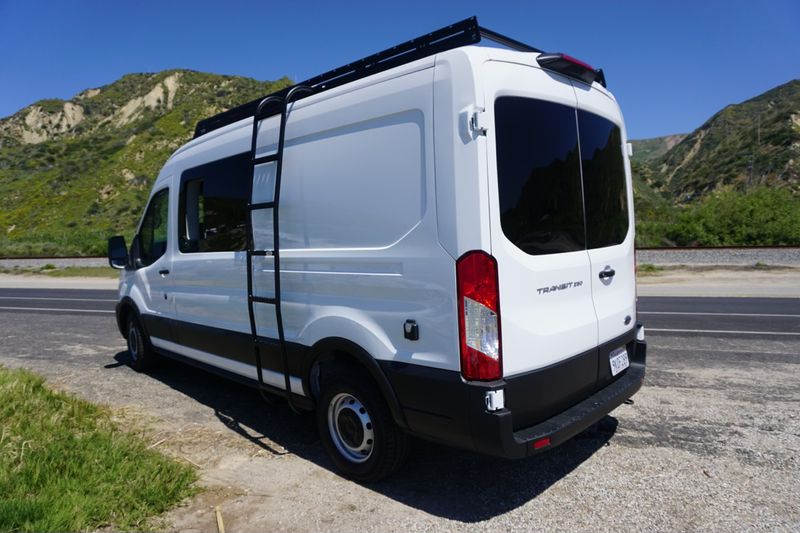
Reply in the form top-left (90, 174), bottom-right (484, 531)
top-left (128, 57), bottom-right (461, 374)
top-left (432, 48), bottom-right (492, 259)
top-left (256, 63), bottom-right (457, 370)
top-left (119, 176), bottom-right (174, 329)
top-left (482, 60), bottom-right (599, 377)
top-left (168, 121), bottom-right (254, 337)
top-left (573, 86), bottom-right (637, 345)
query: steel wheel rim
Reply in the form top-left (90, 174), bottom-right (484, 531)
top-left (327, 392), bottom-right (374, 464)
top-left (128, 323), bottom-right (141, 362)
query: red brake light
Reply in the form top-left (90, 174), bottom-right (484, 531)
top-left (533, 437), bottom-right (551, 450)
top-left (457, 251), bottom-right (502, 381)
top-left (559, 53), bottom-right (595, 71)
top-left (536, 52), bottom-right (606, 87)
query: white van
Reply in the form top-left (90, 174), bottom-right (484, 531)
top-left (108, 17), bottom-right (646, 481)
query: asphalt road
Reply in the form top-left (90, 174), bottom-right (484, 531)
top-left (1, 287), bottom-right (798, 337)
top-left (0, 288), bottom-right (798, 531)
top-left (0, 287), bottom-right (117, 314)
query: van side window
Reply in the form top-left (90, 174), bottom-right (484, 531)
top-left (494, 97), bottom-right (586, 255)
top-left (138, 188), bottom-right (169, 266)
top-left (578, 110), bottom-right (629, 248)
top-left (179, 153), bottom-right (250, 253)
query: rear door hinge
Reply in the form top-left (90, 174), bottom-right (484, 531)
top-left (469, 107), bottom-right (487, 136)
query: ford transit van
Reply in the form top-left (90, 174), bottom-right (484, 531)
top-left (108, 17), bottom-right (646, 481)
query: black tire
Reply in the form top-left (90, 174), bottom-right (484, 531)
top-left (126, 314), bottom-right (157, 372)
top-left (317, 372), bottom-right (408, 482)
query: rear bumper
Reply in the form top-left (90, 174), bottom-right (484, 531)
top-left (381, 327), bottom-right (646, 459)
top-left (470, 338), bottom-right (645, 458)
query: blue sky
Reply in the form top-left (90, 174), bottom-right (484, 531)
top-left (1, 0), bottom-right (797, 139)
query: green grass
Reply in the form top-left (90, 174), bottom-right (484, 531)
top-left (41, 266), bottom-right (119, 278)
top-left (0, 265), bottom-right (119, 279)
top-left (0, 366), bottom-right (197, 532)
top-left (636, 263), bottom-right (664, 275)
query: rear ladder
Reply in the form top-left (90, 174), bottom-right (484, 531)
top-left (245, 85), bottom-right (314, 413)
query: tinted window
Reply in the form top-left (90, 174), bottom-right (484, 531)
top-left (495, 97), bottom-right (585, 255)
top-left (179, 152), bottom-right (250, 253)
top-left (578, 110), bottom-right (629, 248)
top-left (139, 188), bottom-right (169, 266)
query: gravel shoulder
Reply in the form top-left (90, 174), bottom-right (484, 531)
top-left (637, 267), bottom-right (800, 298)
top-left (0, 273), bottom-right (118, 290)
top-left (637, 247), bottom-right (800, 267)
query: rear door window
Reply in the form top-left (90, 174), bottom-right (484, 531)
top-left (578, 110), bottom-right (628, 249)
top-left (494, 97), bottom-right (586, 255)
top-left (494, 97), bottom-right (629, 256)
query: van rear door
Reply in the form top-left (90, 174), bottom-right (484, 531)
top-left (573, 88), bottom-right (636, 351)
top-left (484, 61), bottom-right (599, 380)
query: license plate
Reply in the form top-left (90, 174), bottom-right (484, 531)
top-left (609, 347), bottom-right (630, 376)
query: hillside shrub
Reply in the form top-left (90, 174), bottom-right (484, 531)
top-left (636, 186), bottom-right (800, 247)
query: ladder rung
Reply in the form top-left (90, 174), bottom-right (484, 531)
top-left (249, 201), bottom-right (275, 210)
top-left (253, 154), bottom-right (279, 165)
top-left (250, 295), bottom-right (277, 305)
top-left (251, 249), bottom-right (274, 257)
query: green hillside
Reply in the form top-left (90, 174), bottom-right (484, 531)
top-left (0, 70), bottom-right (290, 255)
top-left (630, 134), bottom-right (687, 165)
top-left (655, 79), bottom-right (800, 200)
top-left (631, 79), bottom-right (800, 246)
top-left (0, 72), bottom-right (798, 254)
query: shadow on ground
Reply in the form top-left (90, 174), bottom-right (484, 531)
top-left (111, 351), bottom-right (616, 522)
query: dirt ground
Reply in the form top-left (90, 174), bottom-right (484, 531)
top-left (1, 306), bottom-right (798, 532)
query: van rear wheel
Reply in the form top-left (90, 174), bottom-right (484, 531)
top-left (126, 315), bottom-right (157, 372)
top-left (317, 373), bottom-right (407, 482)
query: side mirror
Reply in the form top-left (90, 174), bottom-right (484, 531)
top-left (107, 236), bottom-right (128, 270)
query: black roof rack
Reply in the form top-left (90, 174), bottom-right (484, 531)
top-left (194, 16), bottom-right (543, 139)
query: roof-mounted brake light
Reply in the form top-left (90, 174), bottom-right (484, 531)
top-left (536, 53), bottom-right (607, 87)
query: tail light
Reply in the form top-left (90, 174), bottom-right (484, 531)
top-left (457, 251), bottom-right (502, 381)
top-left (536, 52), bottom-right (606, 87)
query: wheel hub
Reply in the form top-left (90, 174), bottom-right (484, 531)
top-left (327, 392), bottom-right (374, 463)
top-left (128, 324), bottom-right (141, 362)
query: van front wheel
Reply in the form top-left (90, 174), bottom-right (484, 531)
top-left (317, 374), bottom-right (407, 482)
top-left (126, 315), bottom-right (157, 372)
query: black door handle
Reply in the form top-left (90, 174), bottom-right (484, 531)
top-left (599, 267), bottom-right (615, 280)
top-left (158, 269), bottom-right (170, 276)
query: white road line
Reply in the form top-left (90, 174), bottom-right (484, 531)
top-left (0, 306), bottom-right (113, 314)
top-left (640, 311), bottom-right (800, 318)
top-left (648, 327), bottom-right (800, 336)
top-left (0, 296), bottom-right (117, 302)
top-left (657, 346), bottom-right (799, 356)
